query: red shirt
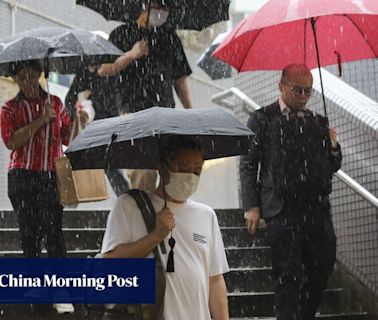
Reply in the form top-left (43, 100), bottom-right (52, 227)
top-left (0, 91), bottom-right (71, 172)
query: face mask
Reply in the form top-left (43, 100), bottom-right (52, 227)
top-left (148, 9), bottom-right (169, 27)
top-left (165, 170), bottom-right (200, 202)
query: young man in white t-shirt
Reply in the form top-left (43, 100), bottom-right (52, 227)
top-left (101, 136), bottom-right (229, 320)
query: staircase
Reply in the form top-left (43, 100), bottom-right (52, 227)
top-left (0, 209), bottom-right (374, 319)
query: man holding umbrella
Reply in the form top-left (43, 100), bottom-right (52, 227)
top-left (0, 61), bottom-right (88, 315)
top-left (98, 0), bottom-right (193, 111)
top-left (100, 135), bottom-right (229, 320)
top-left (240, 64), bottom-right (342, 320)
top-left (98, 0), bottom-right (193, 192)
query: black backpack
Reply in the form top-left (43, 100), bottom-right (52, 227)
top-left (263, 106), bottom-right (333, 205)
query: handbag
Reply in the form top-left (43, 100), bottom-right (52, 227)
top-left (55, 116), bottom-right (109, 205)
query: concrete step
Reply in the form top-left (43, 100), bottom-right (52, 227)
top-left (1, 247), bottom-right (272, 270)
top-left (228, 288), bottom-right (351, 317)
top-left (0, 210), bottom-right (109, 229)
top-left (0, 210), bottom-right (373, 319)
top-left (0, 209), bottom-right (245, 229)
top-left (216, 209), bottom-right (244, 227)
top-left (0, 304), bottom-right (371, 320)
top-left (226, 247), bottom-right (272, 269)
top-left (0, 226), bottom-right (265, 253)
top-left (0, 249), bottom-right (99, 258)
top-left (226, 267), bottom-right (272, 293)
top-left (0, 228), bottom-right (104, 252)
top-left (230, 314), bottom-right (371, 320)
top-left (222, 227), bottom-right (270, 248)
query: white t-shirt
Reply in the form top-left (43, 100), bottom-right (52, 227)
top-left (101, 192), bottom-right (229, 320)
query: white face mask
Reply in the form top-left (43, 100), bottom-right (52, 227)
top-left (165, 171), bottom-right (200, 202)
top-left (148, 9), bottom-right (169, 27)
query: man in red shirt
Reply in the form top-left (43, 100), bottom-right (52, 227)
top-left (0, 60), bottom-right (88, 315)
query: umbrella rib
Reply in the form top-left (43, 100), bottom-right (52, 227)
top-left (240, 28), bottom-right (264, 71)
top-left (343, 14), bottom-right (378, 57)
top-left (225, 19), bottom-right (257, 71)
top-left (304, 18), bottom-right (308, 65)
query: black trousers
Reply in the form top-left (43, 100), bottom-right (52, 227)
top-left (266, 199), bottom-right (337, 320)
top-left (8, 169), bottom-right (66, 258)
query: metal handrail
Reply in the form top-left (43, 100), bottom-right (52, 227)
top-left (212, 87), bottom-right (261, 113)
top-left (211, 87), bottom-right (378, 209)
top-left (336, 170), bottom-right (378, 208)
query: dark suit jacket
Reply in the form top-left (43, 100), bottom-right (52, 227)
top-left (240, 101), bottom-right (342, 219)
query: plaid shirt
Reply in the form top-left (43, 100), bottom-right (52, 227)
top-left (1, 91), bottom-right (71, 172)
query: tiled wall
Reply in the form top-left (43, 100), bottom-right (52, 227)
top-left (0, 0), bottom-right (119, 34)
top-left (233, 62), bottom-right (378, 295)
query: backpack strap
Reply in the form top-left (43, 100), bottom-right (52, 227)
top-left (127, 189), bottom-right (167, 255)
top-left (127, 189), bottom-right (167, 320)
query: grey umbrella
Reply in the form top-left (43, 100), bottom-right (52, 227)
top-left (0, 27), bottom-right (123, 76)
top-left (197, 31), bottom-right (233, 80)
top-left (65, 107), bottom-right (253, 170)
top-left (66, 106), bottom-right (252, 273)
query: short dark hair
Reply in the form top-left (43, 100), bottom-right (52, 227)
top-left (160, 136), bottom-right (202, 164)
top-left (10, 60), bottom-right (43, 77)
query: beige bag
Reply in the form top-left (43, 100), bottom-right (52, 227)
top-left (55, 116), bottom-right (108, 205)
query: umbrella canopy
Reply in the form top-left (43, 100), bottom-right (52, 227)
top-left (65, 107), bottom-right (253, 170)
top-left (76, 0), bottom-right (231, 31)
top-left (213, 0), bottom-right (378, 71)
top-left (0, 27), bottom-right (123, 76)
top-left (197, 31), bottom-right (233, 80)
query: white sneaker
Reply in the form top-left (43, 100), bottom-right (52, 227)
top-left (53, 303), bottom-right (74, 314)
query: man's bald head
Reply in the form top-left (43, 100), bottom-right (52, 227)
top-left (281, 64), bottom-right (312, 83)
top-left (279, 64), bottom-right (313, 110)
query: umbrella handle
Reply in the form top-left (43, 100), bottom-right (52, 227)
top-left (45, 80), bottom-right (51, 104)
top-left (162, 179), bottom-right (167, 208)
top-left (146, 0), bottom-right (152, 29)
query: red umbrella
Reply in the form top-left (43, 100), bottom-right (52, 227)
top-left (213, 0), bottom-right (378, 114)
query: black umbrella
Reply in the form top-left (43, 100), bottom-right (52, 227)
top-left (76, 0), bottom-right (231, 31)
top-left (0, 27), bottom-right (123, 76)
top-left (197, 31), bottom-right (233, 80)
top-left (65, 107), bottom-right (253, 170)
top-left (66, 106), bottom-right (252, 273)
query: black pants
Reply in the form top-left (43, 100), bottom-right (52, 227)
top-left (266, 200), bottom-right (336, 320)
top-left (8, 169), bottom-right (66, 258)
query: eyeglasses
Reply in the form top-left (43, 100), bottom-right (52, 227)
top-left (283, 81), bottom-right (313, 97)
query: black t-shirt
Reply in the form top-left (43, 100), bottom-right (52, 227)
top-left (109, 22), bottom-right (192, 113)
top-left (65, 69), bottom-right (119, 120)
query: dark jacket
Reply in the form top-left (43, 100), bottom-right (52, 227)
top-left (240, 101), bottom-right (342, 218)
top-left (65, 69), bottom-right (119, 120)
